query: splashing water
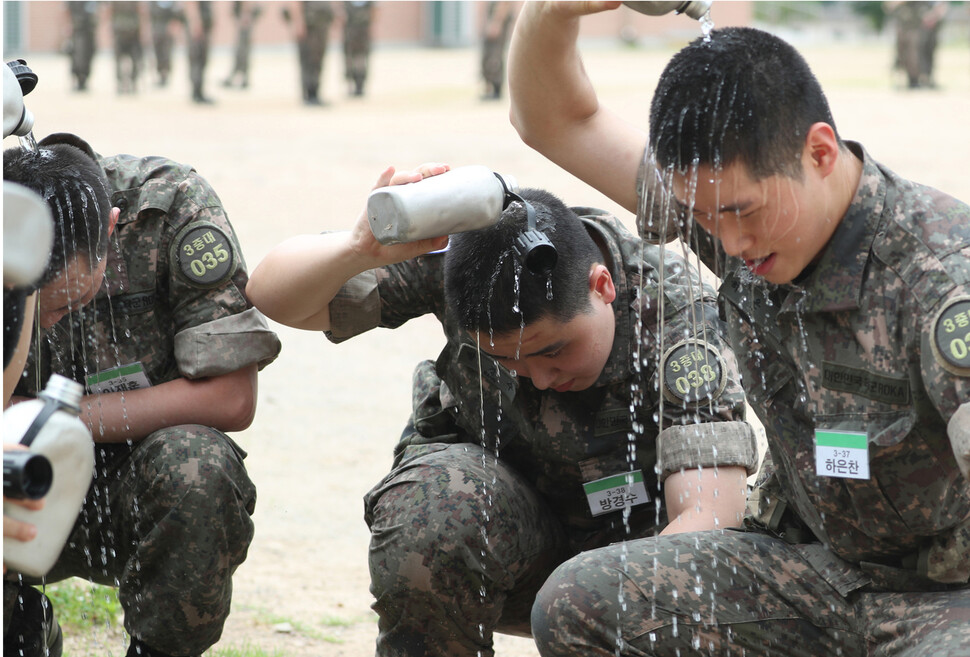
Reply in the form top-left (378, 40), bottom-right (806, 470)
top-left (18, 131), bottom-right (38, 152)
top-left (699, 10), bottom-right (715, 41)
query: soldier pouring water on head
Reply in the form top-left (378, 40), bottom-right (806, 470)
top-left (508, 3), bottom-right (970, 655)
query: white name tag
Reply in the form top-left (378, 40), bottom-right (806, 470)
top-left (86, 363), bottom-right (151, 394)
top-left (583, 470), bottom-right (650, 517)
top-left (814, 430), bottom-right (869, 480)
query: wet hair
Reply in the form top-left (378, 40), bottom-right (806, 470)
top-left (649, 26), bottom-right (840, 180)
top-left (444, 187), bottom-right (602, 335)
top-left (2, 136), bottom-right (111, 287)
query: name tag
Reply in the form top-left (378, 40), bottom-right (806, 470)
top-left (86, 363), bottom-right (151, 394)
top-left (814, 430), bottom-right (869, 480)
top-left (582, 470), bottom-right (650, 517)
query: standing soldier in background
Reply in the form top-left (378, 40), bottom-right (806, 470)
top-left (480, 1), bottom-right (516, 100)
top-left (342, 1), bottom-right (374, 97)
top-left (149, 1), bottom-right (182, 88)
top-left (184, 1), bottom-right (215, 104)
top-left (223, 2), bottom-right (262, 89)
top-left (284, 1), bottom-right (335, 106)
top-left (111, 1), bottom-right (144, 95)
top-left (66, 1), bottom-right (99, 92)
top-left (887, 1), bottom-right (948, 89)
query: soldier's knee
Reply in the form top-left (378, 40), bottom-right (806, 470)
top-left (531, 560), bottom-right (577, 647)
top-left (142, 425), bottom-right (254, 511)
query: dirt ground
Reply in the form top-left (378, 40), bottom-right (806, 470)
top-left (6, 23), bottom-right (970, 656)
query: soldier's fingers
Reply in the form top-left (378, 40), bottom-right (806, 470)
top-left (3, 514), bottom-right (38, 542)
top-left (544, 0), bottom-right (623, 18)
top-left (414, 163), bottom-right (451, 179)
top-left (372, 166), bottom-right (396, 190)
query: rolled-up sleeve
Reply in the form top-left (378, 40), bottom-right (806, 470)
top-left (657, 420), bottom-right (760, 482)
top-left (175, 307), bottom-right (282, 376)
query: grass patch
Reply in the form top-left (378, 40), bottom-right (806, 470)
top-left (44, 580), bottom-right (122, 634)
top-left (208, 644), bottom-right (288, 657)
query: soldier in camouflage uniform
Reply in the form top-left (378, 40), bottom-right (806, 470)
top-left (480, 1), bottom-right (515, 100)
top-left (284, 1), bottom-right (335, 105)
top-left (184, 1), bottom-right (215, 103)
top-left (149, 1), bottom-right (181, 87)
top-left (888, 1), bottom-right (948, 89)
top-left (342, 1), bottom-right (374, 97)
top-left (2, 134), bottom-right (281, 657)
top-left (222, 1), bottom-right (262, 89)
top-left (247, 164), bottom-right (759, 656)
top-left (111, 2), bottom-right (144, 95)
top-left (66, 1), bottom-right (99, 92)
top-left (508, 5), bottom-right (970, 655)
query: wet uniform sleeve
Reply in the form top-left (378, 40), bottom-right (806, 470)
top-left (327, 251), bottom-right (447, 343)
top-left (645, 255), bottom-right (759, 482)
top-left (166, 173), bottom-right (281, 377)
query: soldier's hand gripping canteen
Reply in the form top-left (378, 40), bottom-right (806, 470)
top-left (367, 165), bottom-right (518, 245)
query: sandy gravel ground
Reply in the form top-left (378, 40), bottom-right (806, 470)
top-left (5, 24), bottom-right (969, 656)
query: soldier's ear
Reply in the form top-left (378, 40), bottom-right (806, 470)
top-left (589, 264), bottom-right (616, 305)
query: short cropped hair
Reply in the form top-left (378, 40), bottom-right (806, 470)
top-left (649, 26), bottom-right (840, 180)
top-left (3, 137), bottom-right (112, 286)
top-left (444, 188), bottom-right (602, 335)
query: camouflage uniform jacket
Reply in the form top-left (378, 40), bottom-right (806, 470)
top-left (328, 208), bottom-right (758, 532)
top-left (18, 154), bottom-right (281, 398)
top-left (728, 143), bottom-right (970, 586)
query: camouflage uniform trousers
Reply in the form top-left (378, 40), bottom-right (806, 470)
top-left (364, 441), bottom-right (573, 657)
top-left (481, 36), bottom-right (507, 90)
top-left (113, 30), bottom-right (143, 93)
top-left (342, 4), bottom-right (371, 94)
top-left (298, 5), bottom-right (334, 101)
top-left (69, 13), bottom-right (97, 90)
top-left (532, 530), bottom-right (970, 657)
top-left (188, 27), bottom-right (212, 99)
top-left (150, 5), bottom-right (179, 83)
top-left (3, 424), bottom-right (256, 656)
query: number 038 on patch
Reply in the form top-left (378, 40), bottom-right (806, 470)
top-left (661, 339), bottom-right (727, 404)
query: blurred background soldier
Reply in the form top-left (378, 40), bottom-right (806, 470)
top-left (149, 1), bottom-right (182, 88)
top-left (111, 1), bottom-right (144, 95)
top-left (223, 1), bottom-right (262, 89)
top-left (284, 1), bottom-right (335, 106)
top-left (888, 1), bottom-right (949, 89)
top-left (479, 1), bottom-right (515, 100)
top-left (342, 1), bottom-right (374, 97)
top-left (66, 1), bottom-right (98, 92)
top-left (184, 1), bottom-right (215, 103)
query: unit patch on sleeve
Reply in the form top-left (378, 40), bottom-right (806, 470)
top-left (661, 339), bottom-right (726, 404)
top-left (931, 296), bottom-right (970, 377)
top-left (172, 223), bottom-right (236, 288)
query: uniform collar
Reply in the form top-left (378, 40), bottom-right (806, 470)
top-left (780, 142), bottom-right (888, 316)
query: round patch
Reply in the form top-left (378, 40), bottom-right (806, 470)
top-left (172, 224), bottom-right (236, 288)
top-left (931, 296), bottom-right (970, 376)
top-left (661, 339), bottom-right (727, 404)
